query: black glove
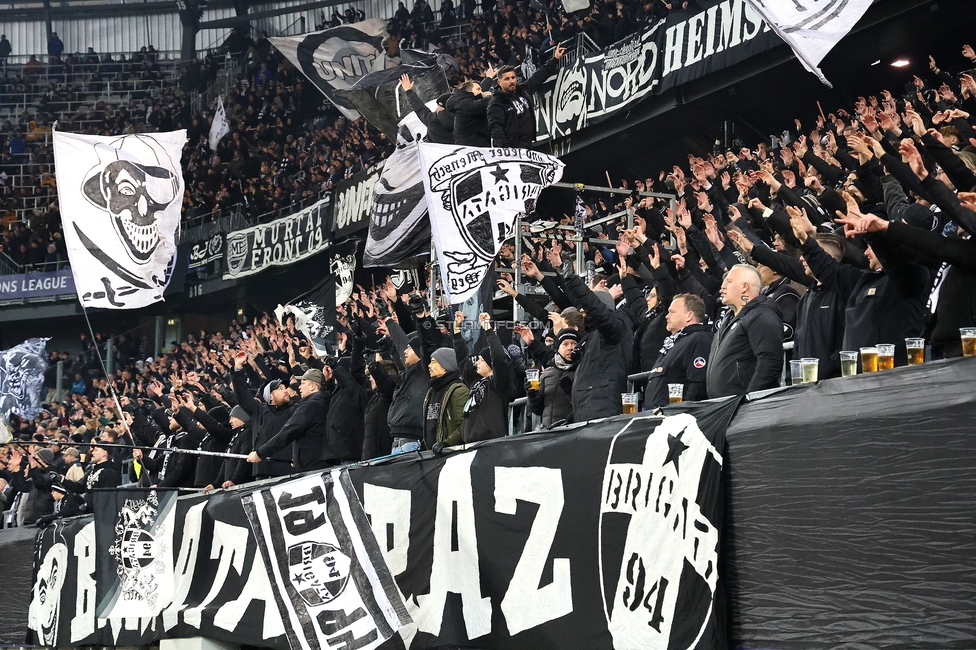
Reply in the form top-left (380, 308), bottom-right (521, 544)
top-left (408, 293), bottom-right (428, 316)
top-left (376, 298), bottom-right (391, 320)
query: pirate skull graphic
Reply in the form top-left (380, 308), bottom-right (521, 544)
top-left (82, 135), bottom-right (180, 265)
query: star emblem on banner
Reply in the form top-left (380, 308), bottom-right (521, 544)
top-left (489, 164), bottom-right (509, 184)
top-left (663, 428), bottom-right (689, 475)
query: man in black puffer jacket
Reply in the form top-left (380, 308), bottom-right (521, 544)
top-left (487, 45), bottom-right (564, 148)
top-left (322, 359), bottom-right (365, 465)
top-left (449, 80), bottom-right (492, 146)
top-left (452, 311), bottom-right (511, 442)
top-left (554, 255), bottom-right (635, 422)
top-left (249, 368), bottom-right (330, 472)
top-left (706, 264), bottom-right (784, 398)
top-left (231, 350), bottom-right (295, 479)
top-left (645, 294), bottom-right (713, 407)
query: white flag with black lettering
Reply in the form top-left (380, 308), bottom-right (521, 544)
top-left (53, 130), bottom-right (186, 309)
top-left (209, 96), bottom-right (230, 150)
top-left (746, 0), bottom-right (874, 86)
top-left (270, 19), bottom-right (388, 121)
top-left (419, 144), bottom-right (564, 304)
top-left (242, 471), bottom-right (411, 650)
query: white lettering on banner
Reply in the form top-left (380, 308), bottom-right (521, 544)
top-left (495, 467), bottom-right (573, 635)
top-left (213, 546), bottom-right (286, 639)
top-left (336, 171), bottom-right (380, 232)
top-left (416, 453), bottom-right (492, 639)
top-left (71, 523), bottom-right (97, 642)
top-left (162, 502), bottom-right (205, 630)
top-left (662, 0), bottom-right (767, 77)
top-left (183, 520), bottom-right (250, 628)
top-left (317, 53), bottom-right (377, 81)
top-left (363, 484), bottom-right (412, 577)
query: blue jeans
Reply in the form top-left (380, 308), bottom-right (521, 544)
top-left (391, 439), bottom-right (421, 455)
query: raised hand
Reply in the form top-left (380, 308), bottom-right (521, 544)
top-left (454, 310), bottom-right (465, 333)
top-left (496, 278), bottom-right (517, 297)
top-left (399, 73), bottom-right (413, 91)
top-left (727, 229), bottom-right (753, 254)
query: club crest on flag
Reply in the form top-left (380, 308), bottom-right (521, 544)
top-left (107, 491), bottom-right (170, 611)
top-left (599, 414), bottom-right (722, 649)
top-left (420, 144), bottom-right (564, 304)
top-left (288, 541), bottom-right (352, 607)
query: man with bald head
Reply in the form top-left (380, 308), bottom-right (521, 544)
top-left (706, 264), bottom-right (784, 398)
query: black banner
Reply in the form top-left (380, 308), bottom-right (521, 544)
top-left (223, 196), bottom-right (333, 280)
top-left (188, 232), bottom-right (225, 270)
top-left (334, 163), bottom-right (385, 239)
top-left (533, 0), bottom-right (780, 143)
top-left (12, 358), bottom-right (976, 649)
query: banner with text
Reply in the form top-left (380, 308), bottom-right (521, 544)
top-left (334, 162), bottom-right (385, 239)
top-left (0, 269), bottom-right (76, 300)
top-left (533, 0), bottom-right (779, 142)
top-left (223, 196), bottom-right (332, 280)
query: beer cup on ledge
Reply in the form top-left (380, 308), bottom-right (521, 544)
top-left (877, 344), bottom-right (895, 371)
top-left (668, 384), bottom-right (684, 403)
top-left (525, 368), bottom-right (540, 391)
top-left (800, 358), bottom-right (819, 383)
top-left (860, 347), bottom-right (879, 373)
top-left (840, 351), bottom-right (858, 377)
top-left (961, 328), bottom-right (976, 357)
top-left (905, 339), bottom-right (925, 365)
top-left (789, 360), bottom-right (803, 385)
top-left (621, 393), bottom-right (638, 414)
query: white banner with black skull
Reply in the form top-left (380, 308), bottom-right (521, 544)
top-left (53, 130), bottom-right (186, 309)
top-left (270, 19), bottom-right (388, 121)
top-left (0, 338), bottom-right (49, 420)
top-left (242, 470), bottom-right (411, 650)
top-left (419, 144), bottom-right (564, 304)
top-left (363, 144), bottom-right (431, 268)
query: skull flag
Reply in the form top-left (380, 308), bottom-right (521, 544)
top-left (0, 338), bottom-right (49, 420)
top-left (53, 130), bottom-right (186, 309)
top-left (418, 143), bottom-right (564, 304)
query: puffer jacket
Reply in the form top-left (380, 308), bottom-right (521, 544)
top-left (560, 271), bottom-right (635, 423)
top-left (705, 296), bottom-right (784, 398)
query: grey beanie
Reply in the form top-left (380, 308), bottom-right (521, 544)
top-left (593, 289), bottom-right (615, 310)
top-left (230, 405), bottom-right (251, 424)
top-left (430, 347), bottom-right (459, 375)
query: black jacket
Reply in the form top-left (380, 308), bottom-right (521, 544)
top-left (561, 271), bottom-right (635, 422)
top-left (260, 390), bottom-right (329, 472)
top-left (324, 368), bottom-right (365, 463)
top-left (232, 368), bottom-right (296, 477)
top-left (214, 423), bottom-right (253, 487)
top-left (706, 296), bottom-right (784, 398)
top-left (886, 221), bottom-right (976, 358)
top-left (449, 87), bottom-right (490, 146)
top-left (803, 231), bottom-right (930, 366)
top-left (454, 330), bottom-right (511, 442)
top-left (386, 318), bottom-right (429, 440)
top-left (762, 275), bottom-right (801, 342)
top-left (750, 243), bottom-right (845, 379)
top-left (527, 362), bottom-right (575, 428)
top-left (486, 58), bottom-right (557, 148)
top-left (191, 407), bottom-right (239, 487)
top-left (406, 88), bottom-right (454, 144)
top-left (645, 324), bottom-right (713, 407)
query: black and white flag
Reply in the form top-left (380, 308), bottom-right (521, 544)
top-left (274, 241), bottom-right (356, 357)
top-left (53, 130), bottom-right (186, 309)
top-left (0, 338), bottom-right (48, 420)
top-left (363, 145), bottom-right (431, 268)
top-left (745, 0), bottom-right (873, 86)
top-left (209, 96), bottom-right (230, 151)
top-left (270, 20), bottom-right (388, 121)
top-left (242, 471), bottom-right (411, 650)
top-left (93, 488), bottom-right (179, 619)
top-left (335, 54), bottom-right (450, 141)
top-left (419, 144), bottom-right (564, 304)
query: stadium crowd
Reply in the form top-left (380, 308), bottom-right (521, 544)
top-left (0, 4), bottom-right (975, 529)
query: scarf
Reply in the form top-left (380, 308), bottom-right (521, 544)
top-left (553, 352), bottom-right (577, 371)
top-left (464, 376), bottom-right (490, 414)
